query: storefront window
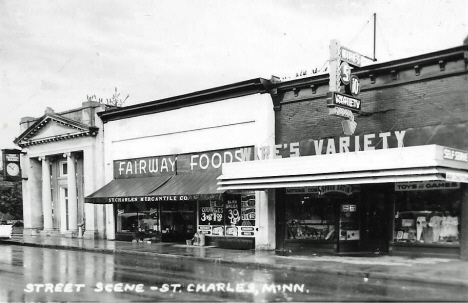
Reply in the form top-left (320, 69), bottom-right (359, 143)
top-left (197, 193), bottom-right (256, 238)
top-left (394, 184), bottom-right (461, 245)
top-left (116, 202), bottom-right (160, 233)
top-left (285, 196), bottom-right (336, 241)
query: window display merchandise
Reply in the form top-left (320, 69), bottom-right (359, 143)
top-left (394, 188), bottom-right (461, 245)
top-left (285, 196), bottom-right (336, 241)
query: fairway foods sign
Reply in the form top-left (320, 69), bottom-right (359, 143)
top-left (114, 147), bottom-right (254, 178)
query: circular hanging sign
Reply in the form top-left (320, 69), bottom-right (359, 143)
top-left (339, 62), bottom-right (352, 85)
top-left (348, 75), bottom-right (361, 96)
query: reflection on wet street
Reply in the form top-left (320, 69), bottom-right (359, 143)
top-left (0, 244), bottom-right (467, 302)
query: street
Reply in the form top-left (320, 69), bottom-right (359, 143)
top-left (0, 244), bottom-right (467, 302)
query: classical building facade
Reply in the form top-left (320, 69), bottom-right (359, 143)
top-left (15, 102), bottom-right (111, 239)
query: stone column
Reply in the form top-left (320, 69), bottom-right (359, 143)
top-left (83, 147), bottom-right (98, 239)
top-left (22, 156), bottom-right (43, 236)
top-left (59, 186), bottom-right (68, 233)
top-left (67, 153), bottom-right (78, 235)
top-left (40, 157), bottom-right (53, 233)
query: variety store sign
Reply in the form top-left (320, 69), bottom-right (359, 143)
top-left (114, 131), bottom-right (406, 178)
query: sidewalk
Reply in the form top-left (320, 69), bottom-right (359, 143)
top-left (2, 234), bottom-right (468, 287)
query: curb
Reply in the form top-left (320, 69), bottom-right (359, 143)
top-left (3, 239), bottom-right (468, 288)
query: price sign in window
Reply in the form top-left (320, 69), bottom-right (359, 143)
top-left (199, 200), bottom-right (224, 236)
top-left (225, 195), bottom-right (241, 236)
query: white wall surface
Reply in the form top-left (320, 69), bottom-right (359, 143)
top-left (104, 93), bottom-right (275, 179)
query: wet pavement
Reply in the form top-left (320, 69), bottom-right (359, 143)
top-left (2, 234), bottom-right (468, 289)
top-left (1, 244), bottom-right (468, 302)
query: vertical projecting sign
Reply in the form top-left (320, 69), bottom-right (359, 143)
top-left (2, 149), bottom-right (22, 182)
top-left (328, 40), bottom-right (363, 135)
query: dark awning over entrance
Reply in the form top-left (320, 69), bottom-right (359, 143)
top-left (85, 172), bottom-right (225, 204)
top-left (148, 172), bottom-right (223, 196)
top-left (85, 176), bottom-right (172, 204)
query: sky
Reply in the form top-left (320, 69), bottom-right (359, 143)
top-left (0, 0), bottom-right (467, 150)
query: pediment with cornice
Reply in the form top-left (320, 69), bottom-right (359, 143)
top-left (15, 114), bottom-right (98, 147)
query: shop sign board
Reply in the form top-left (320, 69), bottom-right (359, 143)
top-left (341, 204), bottom-right (357, 212)
top-left (327, 92), bottom-right (361, 112)
top-left (339, 62), bottom-right (351, 85)
top-left (239, 226), bottom-right (255, 237)
top-left (286, 185), bottom-right (355, 196)
top-left (263, 130), bottom-right (406, 159)
top-left (443, 148), bottom-right (468, 162)
top-left (198, 225), bottom-right (212, 235)
top-left (395, 181), bottom-right (460, 191)
top-left (105, 195), bottom-right (190, 203)
top-left (345, 75), bottom-right (361, 96)
top-left (446, 172), bottom-right (468, 183)
top-left (340, 47), bottom-right (362, 67)
top-left (114, 146), bottom-right (254, 178)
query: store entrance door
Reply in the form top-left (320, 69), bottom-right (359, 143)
top-left (336, 200), bottom-right (361, 253)
top-left (160, 200), bottom-right (196, 243)
top-left (361, 197), bottom-right (389, 253)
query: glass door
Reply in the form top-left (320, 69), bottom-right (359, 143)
top-left (337, 201), bottom-right (360, 253)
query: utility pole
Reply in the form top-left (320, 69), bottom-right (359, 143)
top-left (373, 13), bottom-right (377, 61)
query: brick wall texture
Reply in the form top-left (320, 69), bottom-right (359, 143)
top-left (276, 74), bottom-right (468, 144)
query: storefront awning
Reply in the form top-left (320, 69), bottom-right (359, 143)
top-left (148, 172), bottom-right (223, 196)
top-left (217, 145), bottom-right (468, 190)
top-left (85, 176), bottom-right (172, 204)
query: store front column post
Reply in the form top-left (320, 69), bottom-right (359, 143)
top-left (40, 157), bottom-right (53, 234)
top-left (255, 190), bottom-right (276, 250)
top-left (105, 204), bottom-right (115, 240)
top-left (66, 153), bottom-right (78, 236)
top-left (83, 147), bottom-right (98, 239)
top-left (460, 183), bottom-right (468, 261)
top-left (22, 157), bottom-right (43, 236)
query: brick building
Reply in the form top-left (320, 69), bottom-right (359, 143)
top-left (219, 43), bottom-right (468, 259)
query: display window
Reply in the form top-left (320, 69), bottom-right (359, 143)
top-left (285, 196), bottom-right (336, 241)
top-left (116, 202), bottom-right (159, 234)
top-left (197, 193), bottom-right (256, 238)
top-left (394, 187), bottom-right (461, 245)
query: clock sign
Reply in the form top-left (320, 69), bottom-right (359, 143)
top-left (2, 149), bottom-right (22, 181)
top-left (7, 163), bottom-right (20, 176)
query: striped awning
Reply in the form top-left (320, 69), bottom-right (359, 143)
top-left (217, 145), bottom-right (468, 190)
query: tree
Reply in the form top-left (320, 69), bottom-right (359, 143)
top-left (87, 87), bottom-right (129, 107)
top-left (0, 180), bottom-right (22, 220)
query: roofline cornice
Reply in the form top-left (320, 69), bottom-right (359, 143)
top-left (98, 78), bottom-right (270, 123)
top-left (14, 114), bottom-right (94, 145)
top-left (275, 44), bottom-right (468, 91)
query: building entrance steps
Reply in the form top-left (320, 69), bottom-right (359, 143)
top-left (2, 235), bottom-right (468, 287)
